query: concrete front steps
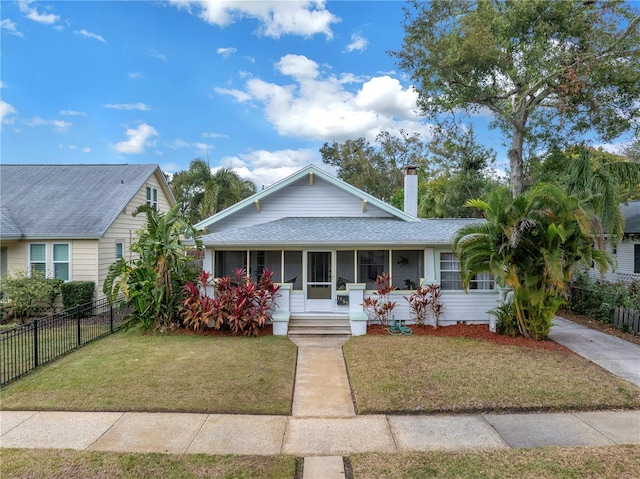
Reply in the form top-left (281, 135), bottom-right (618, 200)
top-left (288, 314), bottom-right (351, 336)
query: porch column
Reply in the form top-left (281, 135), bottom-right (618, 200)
top-left (347, 283), bottom-right (367, 336)
top-left (272, 283), bottom-right (291, 336)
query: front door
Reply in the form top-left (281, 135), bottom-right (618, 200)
top-left (306, 251), bottom-right (333, 312)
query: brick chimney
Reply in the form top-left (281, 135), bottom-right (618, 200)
top-left (404, 165), bottom-right (418, 217)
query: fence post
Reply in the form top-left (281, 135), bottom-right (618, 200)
top-left (77, 313), bottom-right (82, 347)
top-left (110, 303), bottom-right (114, 334)
top-left (33, 319), bottom-right (39, 368)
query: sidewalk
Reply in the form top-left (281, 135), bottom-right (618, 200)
top-left (2, 317), bottom-right (640, 479)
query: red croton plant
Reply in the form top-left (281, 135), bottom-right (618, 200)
top-left (182, 269), bottom-right (281, 336)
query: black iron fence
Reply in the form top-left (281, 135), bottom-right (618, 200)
top-left (1, 297), bottom-right (131, 386)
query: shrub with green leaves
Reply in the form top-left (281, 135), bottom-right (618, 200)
top-left (570, 272), bottom-right (640, 323)
top-left (0, 270), bottom-right (62, 323)
top-left (61, 281), bottom-right (95, 318)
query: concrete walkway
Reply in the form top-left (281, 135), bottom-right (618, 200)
top-left (549, 316), bottom-right (640, 387)
top-left (2, 317), bottom-right (640, 479)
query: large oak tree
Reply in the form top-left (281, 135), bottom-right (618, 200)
top-left (394, 0), bottom-right (640, 197)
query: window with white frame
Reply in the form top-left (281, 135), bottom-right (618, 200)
top-left (29, 243), bottom-right (47, 275)
top-left (439, 252), bottom-right (494, 290)
top-left (116, 241), bottom-right (124, 260)
top-left (52, 244), bottom-right (70, 281)
top-left (146, 186), bottom-right (158, 209)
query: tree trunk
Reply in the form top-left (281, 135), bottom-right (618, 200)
top-left (508, 127), bottom-right (525, 198)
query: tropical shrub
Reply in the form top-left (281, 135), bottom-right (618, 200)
top-left (61, 281), bottom-right (95, 318)
top-left (489, 301), bottom-right (519, 337)
top-left (211, 268), bottom-right (281, 336)
top-left (182, 271), bottom-right (216, 331)
top-left (454, 185), bottom-right (614, 340)
top-left (404, 283), bottom-right (444, 327)
top-left (0, 270), bottom-right (62, 323)
top-left (570, 272), bottom-right (640, 323)
top-left (363, 273), bottom-right (397, 327)
top-left (103, 203), bottom-right (203, 331)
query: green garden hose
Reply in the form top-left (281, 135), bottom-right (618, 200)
top-left (388, 319), bottom-right (413, 335)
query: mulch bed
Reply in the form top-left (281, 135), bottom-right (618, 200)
top-left (165, 324), bottom-right (274, 337)
top-left (366, 323), bottom-right (569, 352)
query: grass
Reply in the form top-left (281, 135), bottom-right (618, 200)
top-left (0, 449), bottom-right (297, 479)
top-left (2, 446), bottom-right (639, 478)
top-left (0, 329), bottom-right (297, 415)
top-left (343, 335), bottom-right (640, 414)
top-left (350, 445), bottom-right (640, 478)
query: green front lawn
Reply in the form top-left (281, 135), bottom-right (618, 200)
top-left (1, 329), bottom-right (297, 415)
top-left (343, 335), bottom-right (640, 414)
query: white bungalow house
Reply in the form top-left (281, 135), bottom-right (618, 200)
top-left (591, 201), bottom-right (640, 283)
top-left (0, 164), bottom-right (175, 300)
top-left (195, 164), bottom-right (499, 336)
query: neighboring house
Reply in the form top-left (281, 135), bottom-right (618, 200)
top-left (195, 164), bottom-right (499, 335)
top-left (0, 164), bottom-right (175, 299)
top-left (592, 201), bottom-right (640, 283)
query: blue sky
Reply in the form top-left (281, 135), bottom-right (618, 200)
top-left (0, 1), bottom-right (633, 187)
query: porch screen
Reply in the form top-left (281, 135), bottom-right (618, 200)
top-left (392, 250), bottom-right (423, 290)
top-left (283, 251), bottom-right (302, 290)
top-left (336, 250), bottom-right (355, 290)
top-left (358, 250), bottom-right (388, 289)
top-left (214, 251), bottom-right (247, 278)
top-left (249, 251), bottom-right (282, 282)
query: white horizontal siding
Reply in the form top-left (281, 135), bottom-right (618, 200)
top-left (209, 178), bottom-right (393, 232)
top-left (362, 290), bottom-right (498, 325)
top-left (70, 240), bottom-right (99, 286)
top-left (588, 239), bottom-right (640, 283)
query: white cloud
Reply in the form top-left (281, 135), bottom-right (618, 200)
top-left (167, 139), bottom-right (191, 149)
top-left (104, 102), bottom-right (150, 111)
top-left (82, 146), bottom-right (91, 153)
top-left (0, 81), bottom-right (6, 88)
top-left (23, 116), bottom-right (71, 132)
top-left (219, 54), bottom-right (425, 143)
top-left (345, 33), bottom-right (368, 53)
top-left (214, 87), bottom-right (252, 103)
top-left (50, 120), bottom-right (71, 132)
top-left (74, 29), bottom-right (105, 43)
top-left (169, 0), bottom-right (340, 39)
top-left (60, 110), bottom-right (87, 117)
top-left (218, 148), bottom-right (326, 187)
top-left (203, 131), bottom-right (230, 139)
top-left (115, 123), bottom-right (158, 154)
top-left (128, 72), bottom-right (144, 80)
top-left (217, 47), bottom-right (237, 58)
top-left (18, 0), bottom-right (59, 25)
top-left (150, 50), bottom-right (167, 62)
top-left (64, 144), bottom-right (91, 153)
top-left (1, 101), bottom-right (17, 125)
top-left (1, 18), bottom-right (24, 37)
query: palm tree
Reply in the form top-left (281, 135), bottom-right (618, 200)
top-left (454, 185), bottom-right (613, 340)
top-left (199, 168), bottom-right (257, 218)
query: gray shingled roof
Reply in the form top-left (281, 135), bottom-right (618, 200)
top-left (622, 201), bottom-right (640, 234)
top-left (200, 217), bottom-right (482, 247)
top-left (0, 164), bottom-right (163, 239)
top-left (0, 208), bottom-right (24, 239)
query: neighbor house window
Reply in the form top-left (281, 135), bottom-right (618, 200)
top-left (358, 250), bottom-right (388, 289)
top-left (29, 244), bottom-right (47, 275)
top-left (439, 252), bottom-right (495, 291)
top-left (635, 244), bottom-right (640, 274)
top-left (116, 241), bottom-right (124, 260)
top-left (52, 244), bottom-right (70, 281)
top-left (146, 186), bottom-right (158, 209)
top-left (1, 247), bottom-right (7, 278)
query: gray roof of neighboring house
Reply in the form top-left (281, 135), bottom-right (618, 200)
top-left (0, 164), bottom-right (167, 239)
top-left (200, 217), bottom-right (482, 247)
top-left (622, 201), bottom-right (640, 234)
